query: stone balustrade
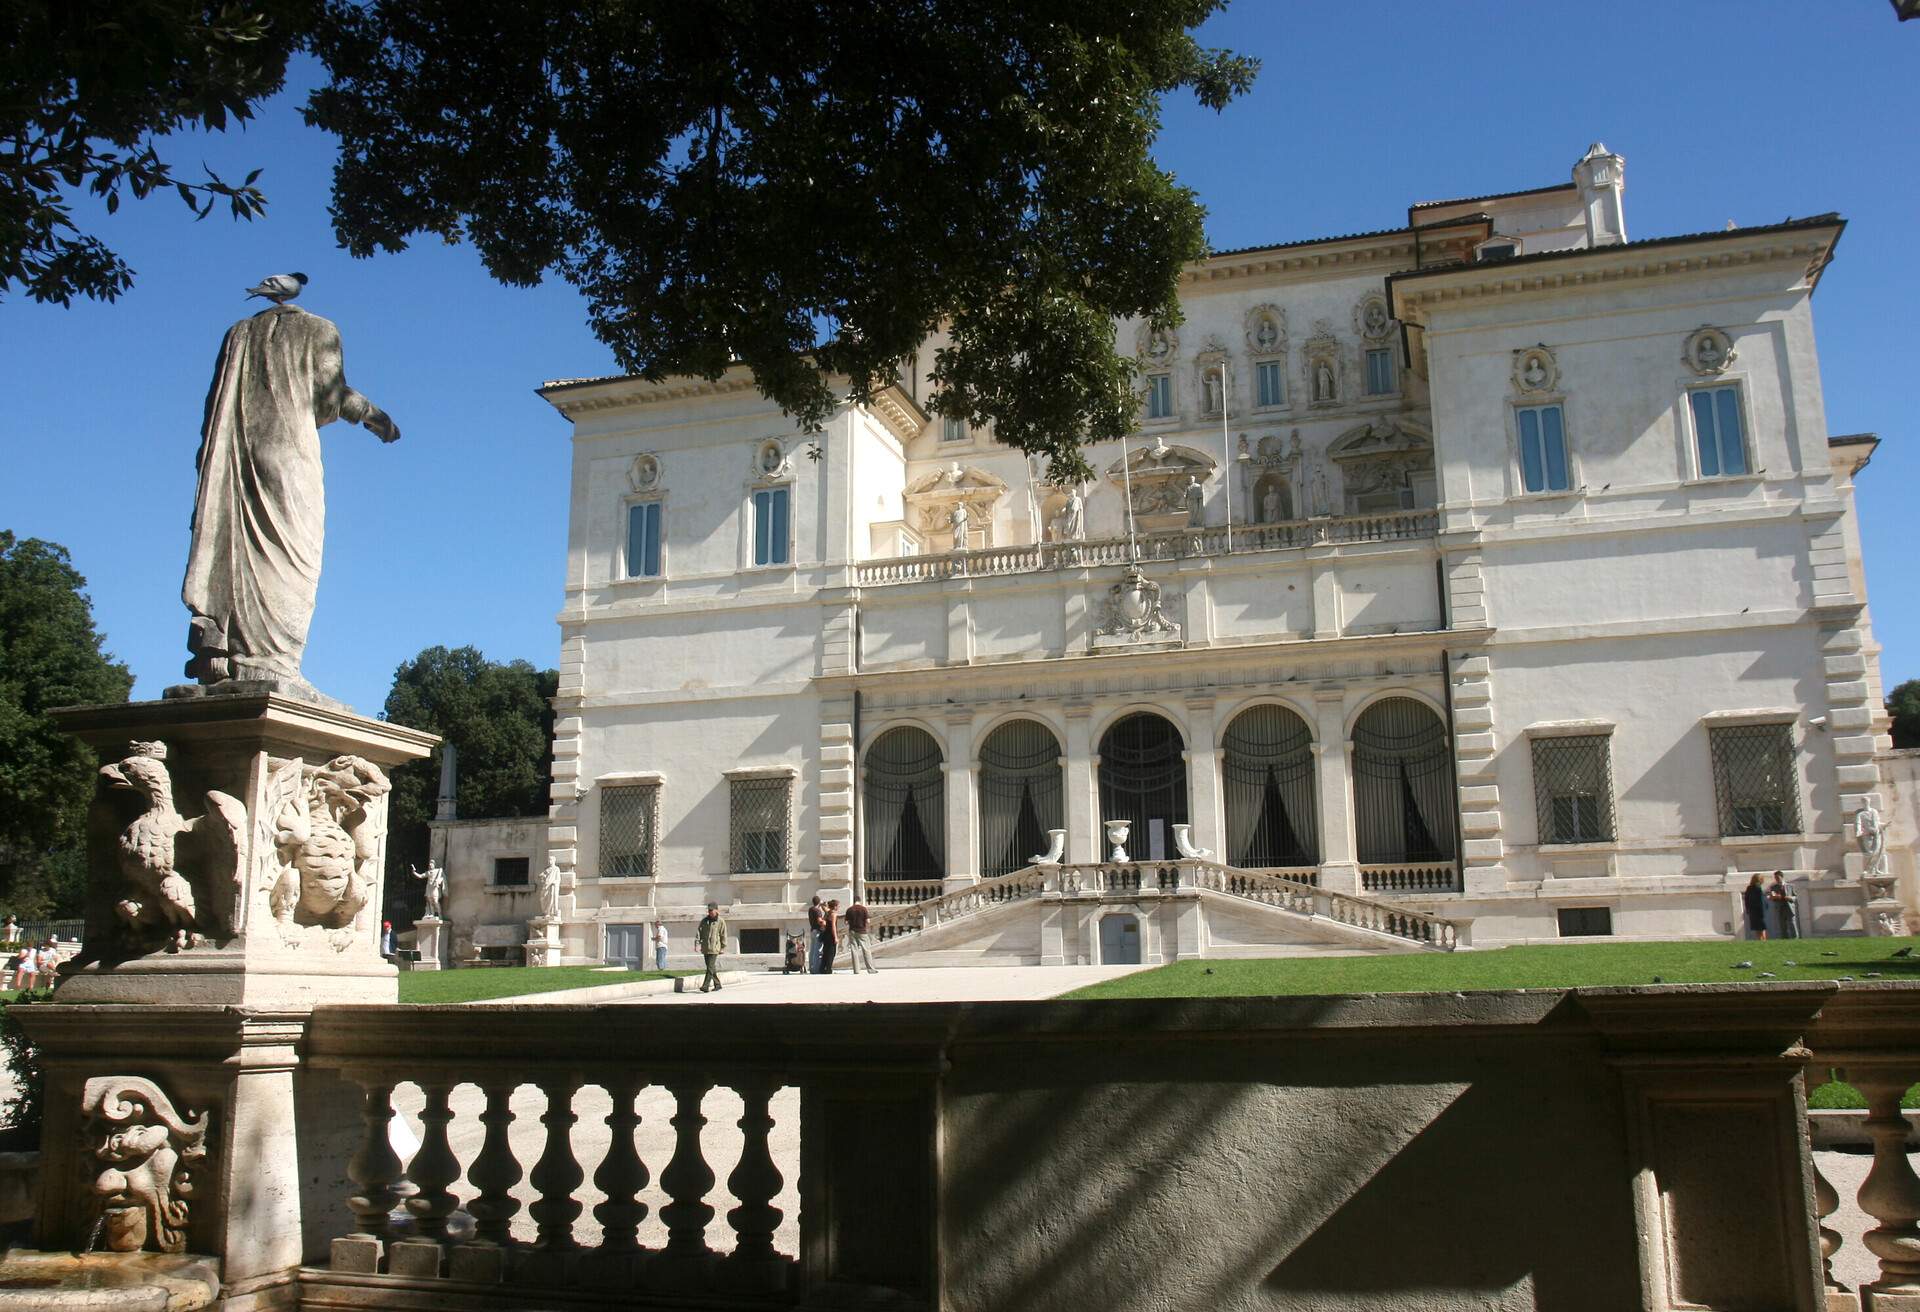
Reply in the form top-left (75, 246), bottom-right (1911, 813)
top-left (866, 859), bottom-right (1459, 951)
top-left (1360, 861), bottom-right (1462, 894)
top-left (850, 509), bottom-right (1439, 586)
top-left (863, 880), bottom-right (945, 907)
top-left (24, 985), bottom-right (1910, 1311)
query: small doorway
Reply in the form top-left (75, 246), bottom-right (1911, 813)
top-left (605, 923), bottom-right (647, 969)
top-left (1098, 914), bottom-right (1142, 965)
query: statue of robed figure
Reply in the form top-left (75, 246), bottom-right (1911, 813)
top-left (182, 293), bottom-right (398, 692)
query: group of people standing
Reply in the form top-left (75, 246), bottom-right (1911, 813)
top-left (804, 896), bottom-right (878, 975)
top-left (1742, 870), bottom-right (1800, 940)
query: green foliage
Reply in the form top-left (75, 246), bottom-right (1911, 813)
top-left (380, 646), bottom-right (557, 920)
top-left (0, 1), bottom-right (312, 304)
top-left (1064, 935), bottom-right (1920, 999)
top-left (303, 0), bottom-right (1257, 479)
top-left (0, 994), bottom-right (45, 1152)
top-left (0, 533), bottom-right (133, 918)
top-left (1888, 678), bottom-right (1920, 750)
top-left (397, 965), bottom-right (688, 1005)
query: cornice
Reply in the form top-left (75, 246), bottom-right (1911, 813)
top-left (1183, 233), bottom-right (1481, 288)
top-left (539, 369), bottom-right (764, 419)
top-left (870, 384), bottom-right (928, 442)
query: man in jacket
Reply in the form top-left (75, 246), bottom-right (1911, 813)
top-left (697, 902), bottom-right (728, 992)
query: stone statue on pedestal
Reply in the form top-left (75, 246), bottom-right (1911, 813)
top-left (1855, 801), bottom-right (1888, 880)
top-left (410, 860), bottom-right (445, 919)
top-left (535, 858), bottom-right (563, 921)
top-left (180, 278), bottom-right (399, 699)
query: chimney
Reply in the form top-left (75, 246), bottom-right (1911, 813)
top-left (1573, 142), bottom-right (1627, 247)
top-left (435, 743), bottom-right (458, 821)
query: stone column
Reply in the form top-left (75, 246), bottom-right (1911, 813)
top-left (1063, 702), bottom-right (1099, 863)
top-left (1313, 688), bottom-right (1359, 895)
top-left (1183, 693), bottom-right (1224, 859)
top-left (942, 709), bottom-right (979, 892)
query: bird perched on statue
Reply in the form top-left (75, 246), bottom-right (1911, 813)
top-left (98, 742), bottom-right (245, 951)
top-left (245, 272), bottom-right (308, 303)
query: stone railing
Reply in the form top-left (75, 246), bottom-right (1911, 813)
top-left (24, 985), bottom-right (1908, 1311)
top-left (868, 860), bottom-right (1456, 951)
top-left (1360, 861), bottom-right (1461, 894)
top-left (851, 510), bottom-right (1439, 586)
top-left (863, 879), bottom-right (945, 907)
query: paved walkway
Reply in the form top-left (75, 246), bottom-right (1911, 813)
top-left (615, 962), bottom-right (1148, 1005)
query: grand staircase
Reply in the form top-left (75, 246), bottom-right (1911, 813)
top-left (867, 859), bottom-right (1462, 960)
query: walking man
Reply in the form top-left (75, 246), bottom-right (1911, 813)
top-left (807, 894), bottom-right (826, 974)
top-left (844, 898), bottom-right (878, 974)
top-left (697, 902), bottom-right (728, 992)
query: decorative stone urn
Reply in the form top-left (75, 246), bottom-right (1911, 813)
top-left (1105, 819), bottom-right (1132, 864)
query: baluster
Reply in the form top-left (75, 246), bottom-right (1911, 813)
top-left (528, 1079), bottom-right (583, 1252)
top-left (405, 1082), bottom-right (462, 1242)
top-left (1856, 1067), bottom-right (1920, 1294)
top-left (465, 1082), bottom-right (522, 1246)
top-left (594, 1076), bottom-right (649, 1250)
top-left (332, 1078), bottom-right (413, 1272)
top-left (1813, 1153), bottom-right (1846, 1294)
top-left (652, 1080), bottom-right (717, 1291)
top-left (722, 1077), bottom-right (790, 1292)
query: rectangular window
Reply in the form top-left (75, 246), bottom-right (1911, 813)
top-left (1255, 360), bottom-right (1285, 408)
top-left (1531, 734), bottom-right (1615, 844)
top-left (941, 416), bottom-right (968, 443)
top-left (492, 856), bottom-right (530, 887)
top-left (752, 487), bottom-right (790, 566)
top-left (730, 777), bottom-right (790, 873)
top-left (626, 501), bottom-right (662, 578)
top-left (1146, 373), bottom-right (1172, 420)
top-left (1709, 723), bottom-right (1800, 837)
top-left (600, 784), bottom-right (658, 877)
top-left (1516, 404), bottom-right (1571, 493)
top-left (1365, 349), bottom-right (1395, 395)
top-left (1690, 385), bottom-right (1749, 478)
top-left (1556, 907), bottom-right (1613, 937)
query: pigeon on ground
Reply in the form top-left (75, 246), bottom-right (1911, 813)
top-left (1758, 971), bottom-right (1776, 979)
top-left (1821, 950), bottom-right (1839, 957)
top-left (1837, 976), bottom-right (1856, 983)
top-left (1865, 972), bottom-right (1883, 979)
top-left (1892, 946), bottom-right (1914, 959)
top-left (245, 272), bottom-right (309, 303)
top-left (1784, 961), bottom-right (1797, 967)
top-left (1732, 960), bottom-right (1753, 969)
top-left (1651, 976), bottom-right (1663, 984)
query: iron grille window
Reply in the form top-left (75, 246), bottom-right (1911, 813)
top-left (493, 857), bottom-right (530, 886)
top-left (1557, 906), bottom-right (1613, 937)
top-left (1709, 724), bottom-right (1800, 837)
top-left (730, 777), bottom-right (790, 873)
top-left (1222, 705), bottom-right (1318, 867)
top-left (978, 719), bottom-right (1064, 878)
top-left (600, 784), bottom-right (658, 877)
top-left (1530, 735), bottom-right (1616, 844)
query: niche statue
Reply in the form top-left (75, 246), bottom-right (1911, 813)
top-left (181, 275), bottom-right (399, 696)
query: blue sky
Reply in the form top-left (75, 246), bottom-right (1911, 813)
top-left (4, 2), bottom-right (1914, 716)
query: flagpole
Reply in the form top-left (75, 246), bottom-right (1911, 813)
top-left (1218, 364), bottom-right (1235, 553)
top-left (1119, 430), bottom-right (1139, 563)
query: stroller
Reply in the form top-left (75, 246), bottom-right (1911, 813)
top-left (782, 932), bottom-right (807, 975)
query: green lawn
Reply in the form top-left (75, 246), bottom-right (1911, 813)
top-left (396, 965), bottom-right (691, 1004)
top-left (1062, 935), bottom-right (1920, 1002)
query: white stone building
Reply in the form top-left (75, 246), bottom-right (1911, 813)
top-left (521, 143), bottom-right (1901, 966)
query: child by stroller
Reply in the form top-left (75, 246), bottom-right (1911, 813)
top-left (782, 932), bottom-right (806, 975)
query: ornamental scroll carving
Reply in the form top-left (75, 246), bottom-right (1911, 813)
top-left (84, 1076), bottom-right (210, 1254)
top-left (1093, 566), bottom-right (1181, 646)
top-left (94, 740), bottom-right (247, 954)
top-left (258, 755), bottom-right (390, 950)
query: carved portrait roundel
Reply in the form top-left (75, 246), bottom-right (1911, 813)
top-left (1512, 346), bottom-right (1558, 395)
top-left (1682, 326), bottom-right (1736, 376)
top-left (629, 453), bottom-right (662, 491)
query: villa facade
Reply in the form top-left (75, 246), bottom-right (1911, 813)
top-left (465, 143), bottom-right (1898, 966)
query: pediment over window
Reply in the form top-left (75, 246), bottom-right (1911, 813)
top-left (1104, 438), bottom-right (1219, 528)
top-left (1326, 418), bottom-right (1433, 463)
top-left (904, 462), bottom-right (1008, 547)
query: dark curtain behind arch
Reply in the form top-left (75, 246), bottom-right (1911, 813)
top-left (978, 719), bottom-right (1063, 877)
top-left (1352, 698), bottom-right (1453, 863)
top-left (1223, 704), bottom-right (1317, 867)
top-left (1098, 713), bottom-right (1188, 860)
top-left (864, 726), bottom-right (945, 880)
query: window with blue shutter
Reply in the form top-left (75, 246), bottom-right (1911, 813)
top-left (1256, 360), bottom-right (1284, 408)
top-left (1516, 404), bottom-right (1571, 493)
top-left (1690, 386), bottom-right (1748, 477)
top-left (753, 487), bottom-right (790, 566)
top-left (626, 501), bottom-right (662, 578)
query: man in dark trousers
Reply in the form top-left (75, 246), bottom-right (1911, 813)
top-left (818, 899), bottom-right (841, 975)
top-left (806, 894), bottom-right (827, 974)
top-left (697, 901), bottom-right (728, 992)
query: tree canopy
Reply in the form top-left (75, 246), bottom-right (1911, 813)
top-left (0, 532), bottom-right (134, 918)
top-left (1889, 678), bottom-right (1920, 750)
top-left (8, 1), bottom-right (1254, 478)
top-left (380, 646), bottom-right (557, 919)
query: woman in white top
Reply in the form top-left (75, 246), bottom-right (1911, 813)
top-left (653, 922), bottom-right (669, 971)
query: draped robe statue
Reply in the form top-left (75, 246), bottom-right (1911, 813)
top-left (182, 304), bottom-right (398, 689)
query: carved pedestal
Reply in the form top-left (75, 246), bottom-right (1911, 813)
top-left (49, 694), bottom-right (436, 1007)
top-left (526, 916), bottom-right (563, 967)
top-left (411, 917), bottom-right (445, 972)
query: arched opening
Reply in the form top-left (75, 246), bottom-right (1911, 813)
top-left (1223, 704), bottom-right (1317, 868)
top-left (1352, 698), bottom-right (1455, 863)
top-left (977, 720), bottom-right (1063, 878)
top-left (863, 726), bottom-right (944, 883)
top-left (1097, 913), bottom-right (1142, 965)
top-left (1098, 712), bottom-right (1188, 862)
